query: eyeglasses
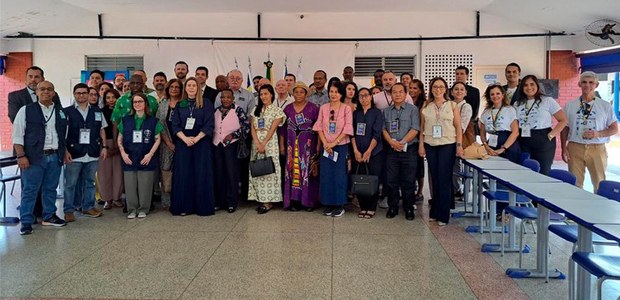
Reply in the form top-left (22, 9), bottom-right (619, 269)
top-left (330, 110), bottom-right (335, 121)
top-left (359, 94), bottom-right (371, 98)
top-left (229, 77), bottom-right (242, 81)
top-left (75, 92), bottom-right (88, 96)
top-left (133, 100), bottom-right (145, 104)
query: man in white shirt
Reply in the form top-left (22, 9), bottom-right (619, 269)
top-left (560, 71), bottom-right (618, 191)
top-left (373, 71), bottom-right (414, 111)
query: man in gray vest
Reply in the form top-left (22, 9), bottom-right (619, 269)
top-left (12, 81), bottom-right (69, 235)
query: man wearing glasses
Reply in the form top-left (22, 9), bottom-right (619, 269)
top-left (214, 69), bottom-right (256, 114)
top-left (12, 81), bottom-right (69, 235)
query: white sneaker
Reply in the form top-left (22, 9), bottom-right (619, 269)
top-left (127, 212), bottom-right (136, 219)
top-left (137, 212), bottom-right (147, 218)
top-left (378, 198), bottom-right (389, 209)
top-left (438, 221), bottom-right (447, 226)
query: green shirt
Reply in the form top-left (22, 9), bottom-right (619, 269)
top-left (117, 114), bottom-right (164, 136)
top-left (111, 92), bottom-right (159, 124)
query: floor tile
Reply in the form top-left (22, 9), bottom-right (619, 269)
top-left (181, 232), bottom-right (332, 299)
top-left (30, 231), bottom-right (228, 299)
top-left (232, 208), bottom-right (334, 233)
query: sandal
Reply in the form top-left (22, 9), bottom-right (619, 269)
top-left (257, 205), bottom-right (272, 214)
top-left (112, 200), bottom-right (124, 208)
top-left (364, 211), bottom-right (375, 219)
top-left (358, 210), bottom-right (367, 218)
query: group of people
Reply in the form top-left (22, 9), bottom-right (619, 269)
top-left (9, 60), bottom-right (618, 235)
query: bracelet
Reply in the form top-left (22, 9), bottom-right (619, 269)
top-left (456, 143), bottom-right (462, 147)
top-left (501, 145), bottom-right (507, 150)
top-left (16, 154), bottom-right (26, 159)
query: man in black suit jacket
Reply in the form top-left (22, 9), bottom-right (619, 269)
top-left (502, 62), bottom-right (521, 105)
top-left (195, 66), bottom-right (219, 103)
top-left (7, 66), bottom-right (61, 221)
top-left (8, 66), bottom-right (61, 123)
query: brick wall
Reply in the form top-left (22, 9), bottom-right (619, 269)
top-left (0, 52), bottom-right (32, 151)
top-left (549, 50), bottom-right (581, 161)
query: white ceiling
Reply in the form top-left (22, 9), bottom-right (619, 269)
top-left (1, 0), bottom-right (619, 38)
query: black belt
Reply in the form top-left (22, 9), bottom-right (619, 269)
top-left (43, 149), bottom-right (58, 155)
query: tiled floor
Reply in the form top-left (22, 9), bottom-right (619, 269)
top-left (1, 161), bottom-right (620, 299)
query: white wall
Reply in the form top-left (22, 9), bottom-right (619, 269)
top-left (1, 11), bottom-right (558, 101)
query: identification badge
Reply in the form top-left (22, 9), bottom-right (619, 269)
top-left (356, 123), bottom-right (367, 136)
top-left (133, 130), bottom-right (143, 143)
top-left (488, 133), bottom-right (498, 148)
top-left (79, 128), bottom-right (90, 144)
top-left (329, 122), bottom-right (337, 134)
top-left (59, 110), bottom-right (66, 120)
top-left (95, 112), bottom-right (102, 122)
top-left (432, 125), bottom-right (442, 138)
top-left (389, 120), bottom-right (399, 133)
top-left (521, 124), bottom-right (531, 137)
top-left (258, 118), bottom-right (265, 129)
top-left (185, 117), bottom-right (196, 130)
top-left (295, 113), bottom-right (305, 125)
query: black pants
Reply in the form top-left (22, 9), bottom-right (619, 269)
top-left (426, 143), bottom-right (456, 223)
top-left (351, 154), bottom-right (383, 211)
top-left (215, 143), bottom-right (240, 209)
top-left (385, 148), bottom-right (417, 211)
top-left (239, 136), bottom-right (251, 202)
top-left (519, 128), bottom-right (556, 175)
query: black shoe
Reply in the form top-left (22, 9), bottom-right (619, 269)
top-left (405, 209), bottom-right (415, 220)
top-left (304, 207), bottom-right (315, 212)
top-left (289, 205), bottom-right (299, 212)
top-left (150, 203), bottom-right (156, 212)
top-left (20, 224), bottom-right (33, 235)
top-left (257, 205), bottom-right (271, 214)
top-left (227, 207), bottom-right (236, 213)
top-left (42, 215), bottom-right (67, 227)
top-left (386, 208), bottom-right (398, 219)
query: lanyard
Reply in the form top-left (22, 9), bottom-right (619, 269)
top-left (188, 100), bottom-right (196, 117)
top-left (43, 107), bottom-right (55, 125)
top-left (491, 105), bottom-right (503, 131)
top-left (277, 98), bottom-right (287, 109)
top-left (579, 97), bottom-right (593, 123)
top-left (384, 91), bottom-right (393, 107)
top-left (523, 99), bottom-right (538, 122)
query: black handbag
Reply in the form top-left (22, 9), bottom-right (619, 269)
top-left (250, 154), bottom-right (275, 177)
top-left (350, 163), bottom-right (379, 197)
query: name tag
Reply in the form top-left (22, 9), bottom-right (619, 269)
top-left (95, 112), bottom-right (102, 122)
top-left (133, 130), bottom-right (143, 143)
top-left (488, 133), bottom-right (498, 148)
top-left (328, 122), bottom-right (337, 134)
top-left (185, 117), bottom-right (196, 130)
top-left (389, 120), bottom-right (399, 133)
top-left (79, 128), bottom-right (90, 144)
top-left (521, 124), bottom-right (531, 137)
top-left (432, 125), bottom-right (442, 139)
top-left (356, 123), bottom-right (366, 136)
top-left (258, 118), bottom-right (265, 129)
top-left (295, 113), bottom-right (305, 125)
top-left (59, 110), bottom-right (66, 120)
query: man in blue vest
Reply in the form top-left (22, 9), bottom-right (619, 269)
top-left (63, 83), bottom-right (108, 222)
top-left (12, 81), bottom-right (69, 235)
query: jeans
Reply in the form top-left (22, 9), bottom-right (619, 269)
top-left (20, 153), bottom-right (63, 225)
top-left (63, 160), bottom-right (99, 213)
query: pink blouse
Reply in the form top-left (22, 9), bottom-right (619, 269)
top-left (312, 103), bottom-right (353, 145)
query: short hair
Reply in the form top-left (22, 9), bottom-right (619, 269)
top-left (195, 66), bottom-right (209, 75)
top-left (253, 75), bottom-right (263, 81)
top-left (374, 69), bottom-right (385, 74)
top-left (391, 82), bottom-right (407, 94)
top-left (505, 62), bottom-right (521, 73)
top-left (580, 71), bottom-right (598, 82)
top-left (400, 72), bottom-right (413, 81)
top-left (26, 66), bottom-right (44, 77)
top-left (90, 69), bottom-right (105, 79)
top-left (153, 71), bottom-right (167, 80)
top-left (455, 66), bottom-right (470, 75)
top-left (285, 73), bottom-right (296, 81)
top-left (73, 83), bottom-right (89, 93)
top-left (344, 66), bottom-right (354, 71)
top-left (315, 70), bottom-right (327, 79)
top-left (328, 81), bottom-right (346, 103)
top-left (103, 89), bottom-right (121, 101)
top-left (175, 61), bottom-right (188, 68)
top-left (355, 88), bottom-right (375, 111)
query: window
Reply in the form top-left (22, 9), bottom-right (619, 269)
top-left (85, 55), bottom-right (143, 72)
top-left (355, 56), bottom-right (416, 77)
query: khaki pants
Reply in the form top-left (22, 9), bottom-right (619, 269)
top-left (567, 142), bottom-right (608, 192)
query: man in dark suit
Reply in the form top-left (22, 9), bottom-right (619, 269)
top-left (8, 66), bottom-right (61, 221)
top-left (9, 66), bottom-right (61, 123)
top-left (195, 66), bottom-right (218, 103)
top-left (454, 66), bottom-right (481, 121)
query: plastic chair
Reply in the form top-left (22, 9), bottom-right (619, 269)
top-left (518, 152), bottom-right (531, 164)
top-left (571, 252), bottom-right (620, 300)
top-left (0, 157), bottom-right (21, 224)
top-left (550, 179), bottom-right (620, 298)
top-left (501, 169), bottom-right (575, 269)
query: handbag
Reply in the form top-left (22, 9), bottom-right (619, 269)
top-left (236, 136), bottom-right (250, 159)
top-left (350, 163), bottom-right (379, 197)
top-left (463, 142), bottom-right (489, 160)
top-left (250, 154), bottom-right (276, 177)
